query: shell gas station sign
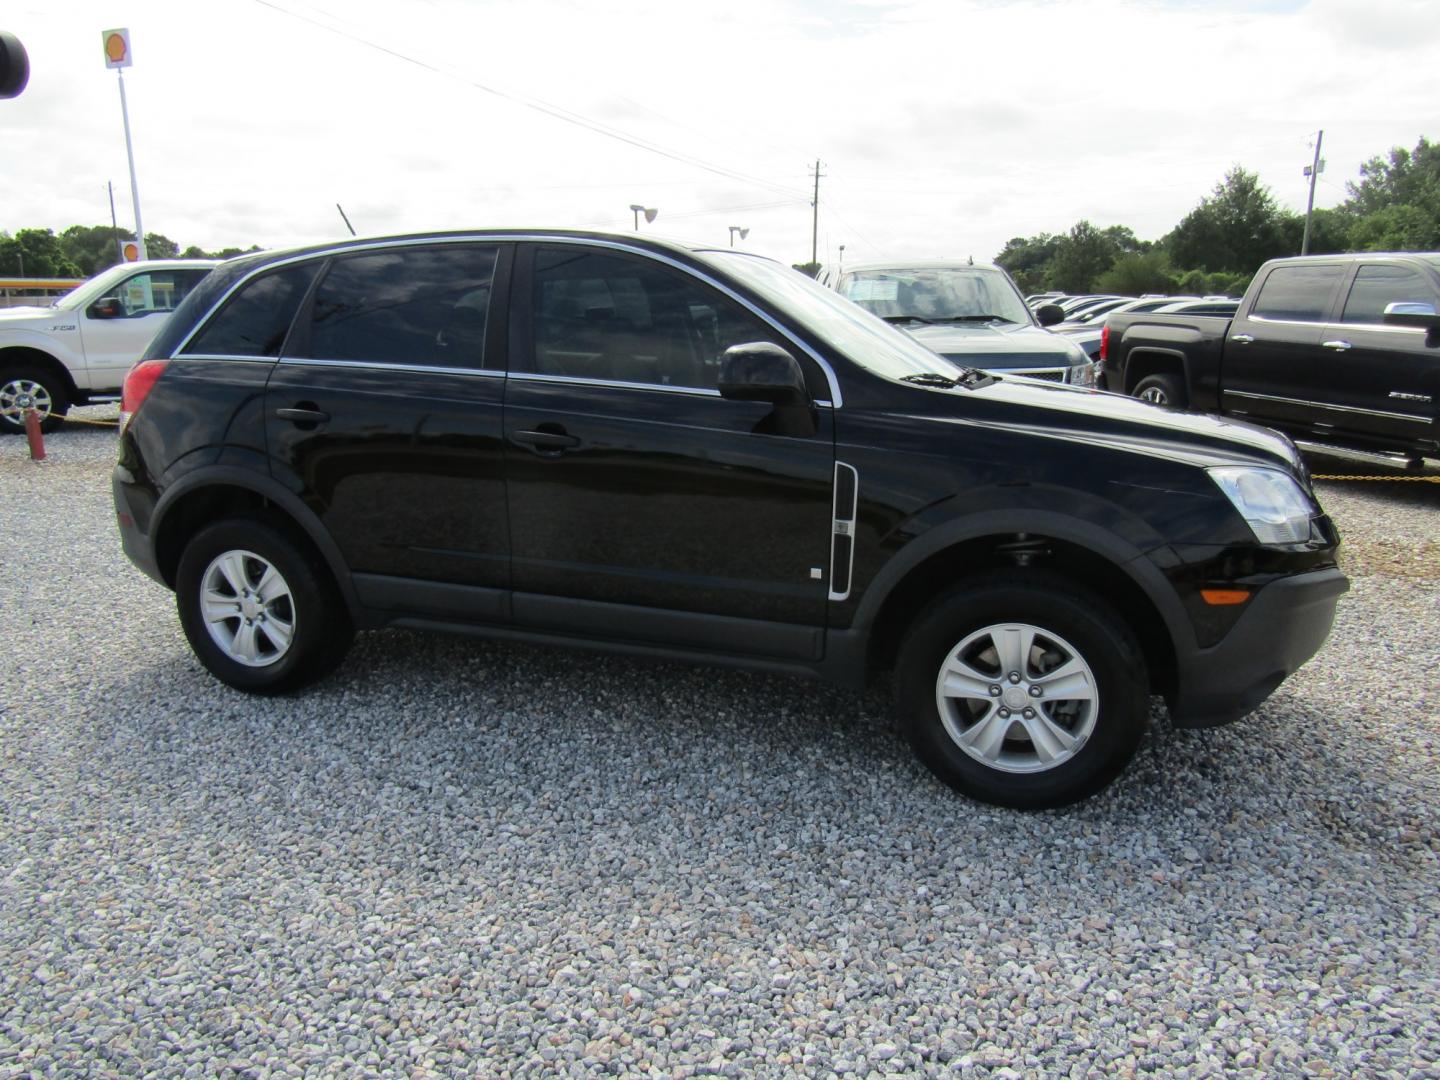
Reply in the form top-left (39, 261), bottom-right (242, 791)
top-left (102, 28), bottom-right (132, 69)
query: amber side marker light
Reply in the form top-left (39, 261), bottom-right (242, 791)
top-left (1201, 588), bottom-right (1252, 606)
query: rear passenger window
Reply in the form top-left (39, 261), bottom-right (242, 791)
top-left (304, 245), bottom-right (498, 368)
top-left (183, 264), bottom-right (319, 358)
top-left (1341, 265), bottom-right (1436, 324)
top-left (1249, 265), bottom-right (1345, 322)
top-left (527, 248), bottom-right (782, 390)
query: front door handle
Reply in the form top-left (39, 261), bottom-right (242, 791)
top-left (1230, 333), bottom-right (1255, 344)
top-left (1322, 339), bottom-right (1353, 351)
top-left (511, 428), bottom-right (581, 451)
top-left (275, 406), bottom-right (330, 424)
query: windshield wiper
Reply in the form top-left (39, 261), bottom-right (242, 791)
top-left (881, 314), bottom-right (934, 325)
top-left (930, 314), bottom-right (1014, 324)
top-left (900, 368), bottom-right (996, 390)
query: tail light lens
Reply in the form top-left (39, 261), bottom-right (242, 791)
top-left (119, 359), bottom-right (168, 435)
top-left (1099, 324), bottom-right (1110, 362)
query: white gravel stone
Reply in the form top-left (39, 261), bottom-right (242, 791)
top-left (1, 422), bottom-right (1438, 1075)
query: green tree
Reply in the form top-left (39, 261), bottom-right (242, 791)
top-left (144, 233), bottom-right (180, 260)
top-left (994, 233), bottom-right (1063, 294)
top-left (1164, 167), bottom-right (1294, 275)
top-left (1096, 250), bottom-right (1175, 296)
top-left (1346, 136), bottom-right (1440, 220)
top-left (791, 261), bottom-right (820, 278)
top-left (0, 228), bottom-right (83, 277)
top-left (1047, 220), bottom-right (1123, 294)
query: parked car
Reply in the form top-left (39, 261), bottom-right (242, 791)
top-left (1054, 295), bottom-right (1137, 325)
top-left (1148, 299), bottom-right (1240, 316)
top-left (1055, 296), bottom-right (1202, 329)
top-left (817, 260), bottom-right (1093, 385)
top-left (114, 230), bottom-right (1346, 808)
top-left (0, 259), bottom-right (216, 433)
top-left (1102, 252), bottom-right (1440, 467)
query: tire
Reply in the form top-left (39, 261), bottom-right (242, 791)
top-left (894, 572), bottom-right (1148, 809)
top-left (0, 366), bottom-right (70, 434)
top-left (1132, 372), bottom-right (1187, 408)
top-left (175, 516), bottom-right (354, 694)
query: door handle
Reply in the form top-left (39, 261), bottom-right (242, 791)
top-left (1322, 339), bottom-right (1353, 351)
top-left (275, 406), bottom-right (330, 424)
top-left (510, 428), bottom-right (581, 451)
top-left (1230, 334), bottom-right (1254, 344)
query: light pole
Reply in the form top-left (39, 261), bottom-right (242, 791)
top-left (103, 29), bottom-right (146, 261)
top-left (838, 244), bottom-right (845, 271)
top-left (629, 204), bottom-right (658, 231)
top-left (728, 226), bottom-right (749, 247)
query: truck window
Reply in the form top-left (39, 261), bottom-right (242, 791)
top-left (1249, 265), bottom-right (1345, 322)
top-left (1340, 265), bottom-right (1436, 325)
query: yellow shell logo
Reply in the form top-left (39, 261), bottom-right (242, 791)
top-left (105, 33), bottom-right (127, 63)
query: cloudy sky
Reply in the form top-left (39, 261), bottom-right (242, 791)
top-left (3, 0), bottom-right (1436, 268)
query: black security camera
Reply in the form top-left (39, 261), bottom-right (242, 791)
top-left (1, 31), bottom-right (30, 99)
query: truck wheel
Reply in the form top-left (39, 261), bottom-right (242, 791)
top-left (175, 516), bottom-right (354, 694)
top-left (0, 367), bottom-right (70, 434)
top-left (1133, 373), bottom-right (1187, 408)
top-left (894, 573), bottom-right (1149, 809)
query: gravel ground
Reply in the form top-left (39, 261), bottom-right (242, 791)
top-left (2, 414), bottom-right (1438, 1078)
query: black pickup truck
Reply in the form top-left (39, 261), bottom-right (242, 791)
top-left (1101, 252), bottom-right (1440, 468)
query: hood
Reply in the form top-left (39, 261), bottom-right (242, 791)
top-left (0, 305), bottom-right (56, 322)
top-left (905, 322), bottom-right (1086, 369)
top-left (902, 373), bottom-right (1305, 473)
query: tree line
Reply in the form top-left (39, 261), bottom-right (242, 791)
top-left (995, 135), bottom-right (1438, 297)
top-left (0, 224), bottom-right (259, 279)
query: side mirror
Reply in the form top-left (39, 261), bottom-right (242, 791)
top-left (1035, 303), bottom-right (1065, 327)
top-left (1383, 300), bottom-right (1440, 331)
top-left (718, 342), bottom-right (808, 406)
top-left (89, 297), bottom-right (122, 319)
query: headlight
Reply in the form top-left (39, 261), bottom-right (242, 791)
top-left (1208, 466), bottom-right (1315, 545)
top-left (1064, 342), bottom-right (1096, 386)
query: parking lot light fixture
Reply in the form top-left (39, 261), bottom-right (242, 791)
top-left (629, 204), bottom-right (658, 231)
top-left (728, 226), bottom-right (749, 247)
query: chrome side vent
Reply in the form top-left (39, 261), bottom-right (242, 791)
top-left (829, 462), bottom-right (859, 601)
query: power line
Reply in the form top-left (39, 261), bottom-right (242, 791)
top-left (251, 0), bottom-right (811, 203)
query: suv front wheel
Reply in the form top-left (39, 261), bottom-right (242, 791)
top-left (175, 517), bottom-right (354, 693)
top-left (895, 573), bottom-right (1148, 809)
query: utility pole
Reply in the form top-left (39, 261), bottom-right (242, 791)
top-left (1301, 130), bottom-right (1324, 256)
top-left (810, 159), bottom-right (825, 267)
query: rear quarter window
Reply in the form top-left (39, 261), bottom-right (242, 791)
top-left (180, 263), bottom-right (320, 358)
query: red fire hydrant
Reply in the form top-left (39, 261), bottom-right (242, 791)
top-left (24, 406), bottom-right (45, 461)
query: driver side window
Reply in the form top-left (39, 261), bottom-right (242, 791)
top-left (94, 269), bottom-right (209, 318)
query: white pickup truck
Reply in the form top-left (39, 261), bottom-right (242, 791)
top-left (0, 258), bottom-right (216, 433)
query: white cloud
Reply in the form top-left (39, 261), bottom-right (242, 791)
top-left (2, 0), bottom-right (1434, 267)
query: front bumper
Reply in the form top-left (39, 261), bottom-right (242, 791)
top-left (1167, 566), bottom-right (1349, 728)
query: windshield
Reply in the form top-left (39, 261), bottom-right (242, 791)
top-left (837, 266), bottom-right (1033, 326)
top-left (52, 263), bottom-right (148, 310)
top-left (698, 252), bottom-right (963, 382)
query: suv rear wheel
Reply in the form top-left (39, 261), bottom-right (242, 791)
top-left (175, 517), bottom-right (354, 693)
top-left (895, 573), bottom-right (1148, 809)
top-left (0, 366), bottom-right (70, 434)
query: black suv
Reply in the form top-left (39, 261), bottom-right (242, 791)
top-left (114, 231), bottom-right (1348, 808)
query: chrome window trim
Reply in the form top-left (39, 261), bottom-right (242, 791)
top-left (1223, 389), bottom-right (1431, 426)
top-left (507, 371), bottom-right (721, 398)
top-left (163, 355), bottom-right (279, 365)
top-left (276, 356), bottom-right (503, 378)
top-left (173, 233), bottom-right (845, 407)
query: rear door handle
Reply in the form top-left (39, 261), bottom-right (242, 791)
top-left (1230, 333), bottom-right (1254, 344)
top-left (1322, 339), bottom-right (1353, 351)
top-left (275, 406), bottom-right (330, 424)
top-left (510, 428), bottom-right (581, 450)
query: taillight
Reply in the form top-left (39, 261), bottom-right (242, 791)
top-left (1099, 324), bottom-right (1110, 362)
top-left (119, 359), bottom-right (168, 434)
